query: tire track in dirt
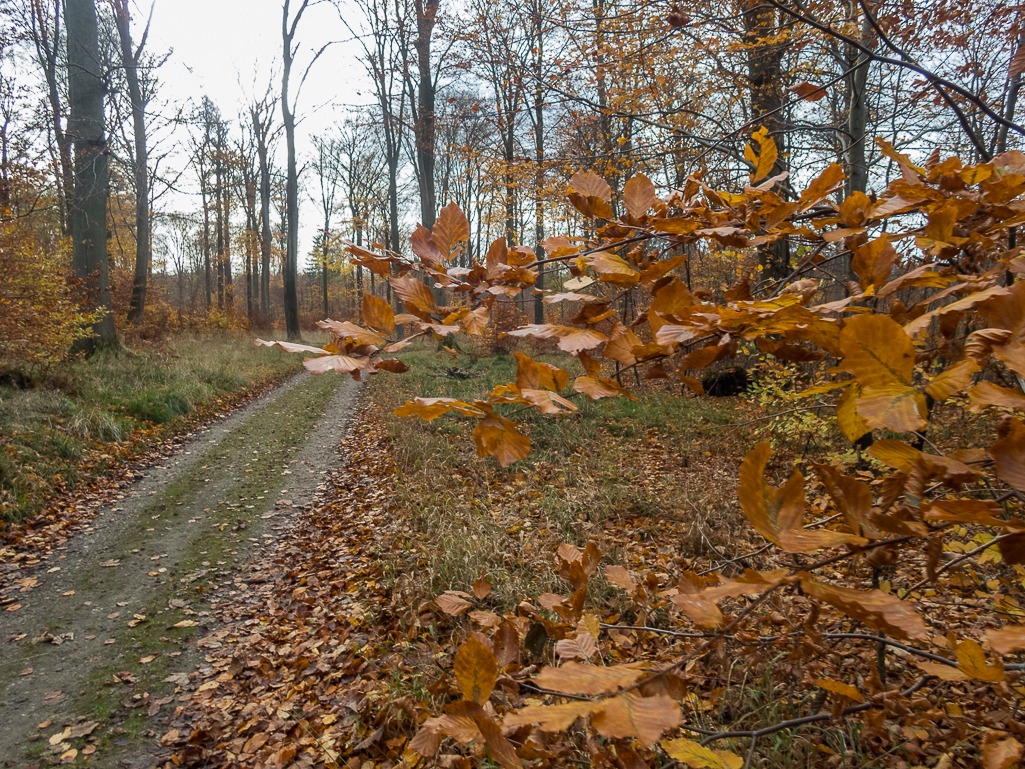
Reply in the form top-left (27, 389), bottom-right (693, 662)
top-left (0, 371), bottom-right (360, 767)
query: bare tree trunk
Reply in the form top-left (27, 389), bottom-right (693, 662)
top-left (253, 105), bottom-right (274, 322)
top-left (113, 0), bottom-right (152, 325)
top-left (531, 0), bottom-right (545, 324)
top-left (744, 0), bottom-right (790, 281)
top-left (281, 0), bottom-right (306, 340)
top-left (67, 0), bottom-right (116, 351)
top-left (413, 0), bottom-right (439, 230)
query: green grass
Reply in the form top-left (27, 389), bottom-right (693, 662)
top-left (0, 331), bottom-right (316, 524)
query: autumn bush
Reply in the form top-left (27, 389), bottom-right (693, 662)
top-left (255, 136), bottom-right (1025, 767)
top-left (0, 224), bottom-right (103, 379)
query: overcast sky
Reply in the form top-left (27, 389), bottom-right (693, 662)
top-left (140, 0), bottom-right (370, 262)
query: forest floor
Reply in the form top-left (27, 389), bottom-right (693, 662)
top-left (0, 368), bottom-right (360, 767)
top-left (1, 343), bottom-right (999, 768)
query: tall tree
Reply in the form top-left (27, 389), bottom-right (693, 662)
top-left (250, 86), bottom-right (277, 323)
top-left (67, 0), bottom-right (116, 350)
top-left (281, 0), bottom-right (330, 339)
top-left (110, 0), bottom-right (154, 324)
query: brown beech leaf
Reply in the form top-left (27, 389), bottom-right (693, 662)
top-left (604, 565), bottom-right (636, 591)
top-left (591, 693), bottom-right (681, 747)
top-left (814, 463), bottom-right (880, 538)
top-left (574, 376), bottom-right (637, 402)
top-left (535, 661), bottom-right (647, 695)
top-left (851, 235), bottom-right (898, 290)
top-left (504, 700), bottom-right (600, 731)
top-left (513, 352), bottom-right (569, 391)
top-left (801, 579), bottom-right (929, 641)
top-left (392, 275), bottom-right (438, 319)
top-left (991, 419), bottom-right (1025, 493)
top-left (394, 397), bottom-right (484, 421)
top-left (454, 636), bottom-right (498, 703)
top-left (739, 443), bottom-right (864, 552)
top-left (433, 202), bottom-right (470, 260)
top-left (505, 324), bottom-right (607, 354)
top-left (317, 319), bottom-right (386, 346)
top-left (362, 293), bottom-right (396, 334)
top-left (982, 730), bottom-right (1023, 769)
top-left (255, 338), bottom-right (330, 356)
top-left (472, 413), bottom-right (531, 467)
top-left (494, 621), bottom-right (520, 668)
top-left (303, 354), bottom-right (366, 380)
top-left (672, 583), bottom-right (723, 629)
top-left (604, 321), bottom-right (642, 366)
top-left (581, 251), bottom-right (641, 287)
top-left (788, 80), bottom-right (827, 102)
top-left (410, 224), bottom-right (445, 267)
top-left (437, 593), bottom-right (473, 616)
top-left (568, 171), bottom-right (614, 219)
top-left (986, 626), bottom-right (1025, 655)
top-left (472, 713), bottom-right (521, 769)
top-left (797, 163), bottom-right (845, 211)
top-left (623, 173), bottom-right (657, 218)
top-left (473, 577), bottom-right (492, 600)
top-left (925, 359), bottom-right (980, 401)
top-left (969, 381), bottom-right (1025, 411)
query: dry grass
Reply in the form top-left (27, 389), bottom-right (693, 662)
top-left (365, 341), bottom-right (751, 612)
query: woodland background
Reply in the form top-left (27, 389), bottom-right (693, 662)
top-left (3, 1), bottom-right (1025, 769)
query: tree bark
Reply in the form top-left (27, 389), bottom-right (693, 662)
top-left (281, 0), bottom-right (305, 340)
top-left (113, 0), bottom-right (151, 325)
top-left (67, 0), bottom-right (116, 351)
top-left (252, 104), bottom-right (274, 322)
top-left (744, 0), bottom-right (790, 281)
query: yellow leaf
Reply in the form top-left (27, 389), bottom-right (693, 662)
top-left (814, 677), bottom-right (865, 702)
top-left (472, 413), bottom-right (531, 467)
top-left (453, 636), bottom-right (498, 704)
top-left (662, 738), bottom-right (744, 769)
top-left (746, 126), bottom-right (778, 183)
top-left (956, 638), bottom-right (1005, 682)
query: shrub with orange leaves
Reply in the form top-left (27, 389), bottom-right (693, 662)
top-left (0, 224), bottom-right (104, 376)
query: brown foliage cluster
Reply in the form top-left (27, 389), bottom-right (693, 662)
top-left (258, 137), bottom-right (1025, 765)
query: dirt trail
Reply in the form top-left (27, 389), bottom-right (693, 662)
top-left (0, 371), bottom-right (360, 768)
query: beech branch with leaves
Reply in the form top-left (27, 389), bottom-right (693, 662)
top-left (260, 131), bottom-right (1025, 767)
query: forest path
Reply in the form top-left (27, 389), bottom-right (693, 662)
top-left (0, 370), bottom-right (360, 768)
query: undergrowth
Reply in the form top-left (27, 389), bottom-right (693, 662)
top-left (0, 332), bottom-right (311, 523)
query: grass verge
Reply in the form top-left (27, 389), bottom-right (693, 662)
top-left (0, 332), bottom-right (314, 524)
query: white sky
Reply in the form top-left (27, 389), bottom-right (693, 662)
top-left (140, 0), bottom-right (370, 263)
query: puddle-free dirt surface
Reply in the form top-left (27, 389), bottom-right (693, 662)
top-left (0, 371), bottom-right (360, 767)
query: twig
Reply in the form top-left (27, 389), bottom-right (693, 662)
top-left (904, 532), bottom-right (1016, 595)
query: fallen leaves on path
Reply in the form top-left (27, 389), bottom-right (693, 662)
top-left (159, 405), bottom-right (419, 768)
